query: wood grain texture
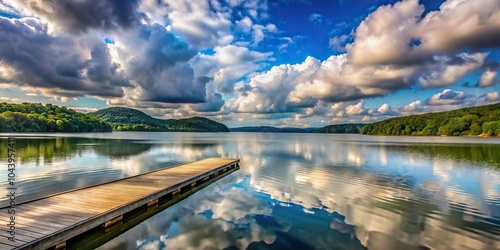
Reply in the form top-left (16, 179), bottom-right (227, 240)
top-left (0, 158), bottom-right (239, 250)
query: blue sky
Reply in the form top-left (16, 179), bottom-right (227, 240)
top-left (0, 0), bottom-right (499, 127)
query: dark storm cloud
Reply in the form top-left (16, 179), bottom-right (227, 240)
top-left (192, 92), bottom-right (225, 112)
top-left (15, 0), bottom-right (142, 32)
top-left (121, 24), bottom-right (208, 103)
top-left (0, 17), bottom-right (130, 97)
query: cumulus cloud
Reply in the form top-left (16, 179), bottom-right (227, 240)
top-left (225, 53), bottom-right (425, 115)
top-left (419, 53), bottom-right (487, 88)
top-left (236, 16), bottom-right (253, 33)
top-left (0, 17), bottom-right (130, 98)
top-left (396, 89), bottom-right (500, 116)
top-left (224, 0), bottom-right (500, 121)
top-left (345, 101), bottom-right (366, 115)
top-left (478, 69), bottom-right (499, 87)
top-left (10, 0), bottom-right (142, 33)
top-left (348, 0), bottom-right (500, 66)
top-left (109, 23), bottom-right (208, 103)
top-left (1, 0), bottom-right (499, 124)
top-left (225, 57), bottom-right (319, 113)
top-left (251, 23), bottom-right (278, 46)
top-left (426, 89), bottom-right (470, 106)
top-left (347, 0), bottom-right (426, 65)
top-left (483, 91), bottom-right (500, 102)
top-left (191, 92), bottom-right (225, 112)
top-left (377, 103), bottom-right (398, 116)
top-left (190, 45), bottom-right (272, 93)
top-left (401, 100), bottom-right (425, 113)
top-left (329, 34), bottom-right (350, 52)
top-left (0, 63), bottom-right (16, 83)
top-left (292, 88), bottom-right (500, 125)
top-left (164, 0), bottom-right (233, 48)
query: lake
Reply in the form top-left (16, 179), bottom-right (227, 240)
top-left (1, 132), bottom-right (500, 249)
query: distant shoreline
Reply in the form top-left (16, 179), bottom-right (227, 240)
top-left (1, 131), bottom-right (499, 139)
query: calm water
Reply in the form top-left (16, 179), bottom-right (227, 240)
top-left (1, 132), bottom-right (500, 250)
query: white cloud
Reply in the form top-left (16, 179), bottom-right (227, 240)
top-left (225, 56), bottom-right (319, 113)
top-left (345, 101), bottom-right (366, 115)
top-left (164, 0), bottom-right (233, 48)
top-left (224, 0), bottom-right (500, 120)
top-left (419, 53), bottom-right (487, 88)
top-left (329, 34), bottom-right (349, 52)
top-left (0, 63), bottom-right (16, 83)
top-left (138, 0), bottom-right (169, 25)
top-left (484, 91), bottom-right (500, 102)
top-left (68, 107), bottom-right (99, 113)
top-left (348, 0), bottom-right (425, 65)
top-left (478, 69), bottom-right (498, 87)
top-left (377, 103), bottom-right (397, 115)
top-left (416, 0), bottom-right (500, 53)
top-left (0, 97), bottom-right (21, 103)
top-left (190, 45), bottom-right (272, 94)
top-left (236, 16), bottom-right (253, 32)
top-left (348, 0), bottom-right (500, 65)
top-left (0, 17), bottom-right (131, 99)
top-left (251, 23), bottom-right (279, 46)
top-left (401, 100), bottom-right (425, 113)
top-left (426, 89), bottom-right (469, 106)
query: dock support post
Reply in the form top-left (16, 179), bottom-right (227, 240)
top-left (147, 199), bottom-right (158, 207)
top-left (172, 188), bottom-right (181, 196)
top-left (102, 215), bottom-right (123, 228)
top-left (55, 241), bottom-right (66, 250)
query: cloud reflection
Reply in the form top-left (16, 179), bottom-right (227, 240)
top-left (8, 133), bottom-right (500, 249)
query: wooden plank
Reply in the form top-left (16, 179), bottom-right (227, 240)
top-left (0, 158), bottom-right (239, 250)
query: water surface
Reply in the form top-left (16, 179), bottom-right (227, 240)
top-left (1, 132), bottom-right (499, 249)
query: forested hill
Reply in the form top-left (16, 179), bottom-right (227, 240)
top-left (89, 107), bottom-right (229, 132)
top-left (313, 123), bottom-right (364, 134)
top-left (360, 103), bottom-right (500, 136)
top-left (0, 103), bottom-right (112, 132)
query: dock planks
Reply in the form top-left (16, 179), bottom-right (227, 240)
top-left (0, 158), bottom-right (240, 249)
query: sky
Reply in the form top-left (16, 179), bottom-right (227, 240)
top-left (0, 0), bottom-right (499, 127)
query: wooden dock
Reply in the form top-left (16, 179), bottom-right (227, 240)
top-left (0, 158), bottom-right (240, 250)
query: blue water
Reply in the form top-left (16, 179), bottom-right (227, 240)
top-left (1, 132), bottom-right (499, 249)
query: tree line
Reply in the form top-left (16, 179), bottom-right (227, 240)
top-left (0, 103), bottom-right (112, 132)
top-left (360, 103), bottom-right (500, 136)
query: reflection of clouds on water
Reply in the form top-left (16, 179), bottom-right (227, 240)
top-left (163, 215), bottom-right (276, 250)
top-left (432, 158), bottom-right (454, 181)
top-left (379, 146), bottom-right (387, 166)
top-left (99, 175), bottom-right (280, 250)
top-left (208, 188), bottom-right (272, 221)
top-left (20, 133), bottom-right (500, 249)
top-left (480, 174), bottom-right (500, 201)
top-left (347, 150), bottom-right (363, 166)
top-left (237, 138), bottom-right (500, 249)
top-left (295, 168), bottom-right (332, 190)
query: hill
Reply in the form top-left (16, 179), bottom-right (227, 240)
top-left (230, 126), bottom-right (316, 133)
top-left (0, 102), bottom-right (112, 132)
top-left (89, 107), bottom-right (229, 132)
top-left (360, 103), bottom-right (500, 136)
top-left (313, 123), bottom-right (364, 134)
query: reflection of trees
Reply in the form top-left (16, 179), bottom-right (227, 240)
top-left (179, 142), bottom-right (219, 150)
top-left (0, 137), bottom-right (156, 162)
top-left (0, 137), bottom-right (83, 163)
top-left (93, 140), bottom-right (152, 158)
top-left (387, 144), bottom-right (500, 167)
